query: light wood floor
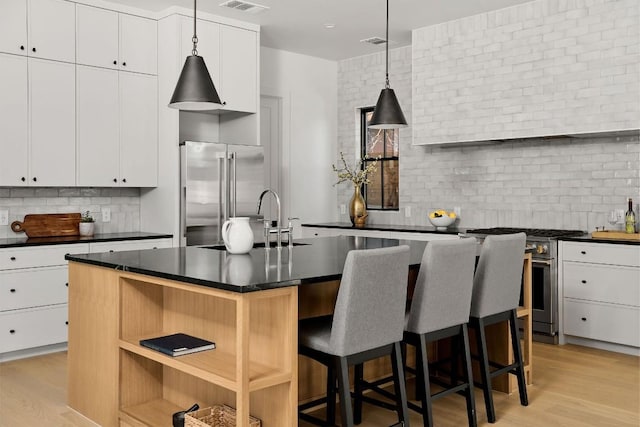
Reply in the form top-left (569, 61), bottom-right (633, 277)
top-left (0, 343), bottom-right (638, 426)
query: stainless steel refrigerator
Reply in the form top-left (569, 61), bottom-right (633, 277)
top-left (179, 141), bottom-right (265, 246)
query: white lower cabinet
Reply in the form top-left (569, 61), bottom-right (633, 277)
top-left (560, 241), bottom-right (640, 353)
top-left (0, 237), bottom-right (172, 360)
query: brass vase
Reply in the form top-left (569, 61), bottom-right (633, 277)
top-left (349, 185), bottom-right (367, 228)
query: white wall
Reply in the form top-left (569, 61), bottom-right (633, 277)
top-left (261, 47), bottom-right (338, 223)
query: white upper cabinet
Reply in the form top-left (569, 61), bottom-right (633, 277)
top-left (0, 54), bottom-right (28, 186)
top-left (29, 58), bottom-right (76, 186)
top-left (181, 17), bottom-right (220, 93)
top-left (76, 4), bottom-right (119, 70)
top-left (28, 0), bottom-right (75, 62)
top-left (76, 65), bottom-right (120, 186)
top-left (0, 0), bottom-right (75, 62)
top-left (0, 0), bottom-right (28, 56)
top-left (119, 72), bottom-right (158, 187)
top-left (76, 66), bottom-right (157, 187)
top-left (220, 25), bottom-right (257, 113)
top-left (76, 5), bottom-right (157, 75)
top-left (119, 13), bottom-right (157, 75)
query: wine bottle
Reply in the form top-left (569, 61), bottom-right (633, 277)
top-left (625, 198), bottom-right (636, 234)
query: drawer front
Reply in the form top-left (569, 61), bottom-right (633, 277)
top-left (562, 241), bottom-right (640, 267)
top-left (563, 262), bottom-right (640, 307)
top-left (0, 243), bottom-right (89, 270)
top-left (0, 305), bottom-right (68, 353)
top-left (89, 238), bottom-right (173, 254)
top-left (0, 267), bottom-right (68, 311)
top-left (564, 299), bottom-right (640, 347)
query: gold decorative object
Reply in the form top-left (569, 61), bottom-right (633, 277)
top-left (350, 185), bottom-right (367, 227)
top-left (333, 152), bottom-right (379, 227)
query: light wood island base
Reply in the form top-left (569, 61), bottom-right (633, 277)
top-left (67, 262), bottom-right (298, 427)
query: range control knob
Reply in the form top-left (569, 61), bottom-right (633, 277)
top-left (536, 244), bottom-right (548, 254)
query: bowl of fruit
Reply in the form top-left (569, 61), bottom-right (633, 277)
top-left (428, 209), bottom-right (457, 230)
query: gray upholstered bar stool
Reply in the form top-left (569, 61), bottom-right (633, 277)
top-left (354, 238), bottom-right (478, 427)
top-left (469, 232), bottom-right (528, 423)
top-left (298, 245), bottom-right (411, 427)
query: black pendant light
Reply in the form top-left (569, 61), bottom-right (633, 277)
top-left (168, 0), bottom-right (224, 111)
top-left (369, 0), bottom-right (407, 129)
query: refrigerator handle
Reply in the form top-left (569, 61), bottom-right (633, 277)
top-left (231, 152), bottom-right (237, 217)
top-left (218, 156), bottom-right (224, 243)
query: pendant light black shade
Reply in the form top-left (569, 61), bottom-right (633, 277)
top-left (168, 0), bottom-right (224, 111)
top-left (169, 55), bottom-right (223, 110)
top-left (369, 88), bottom-right (407, 129)
top-left (368, 0), bottom-right (407, 129)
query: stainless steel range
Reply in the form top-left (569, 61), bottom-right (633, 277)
top-left (464, 227), bottom-right (585, 344)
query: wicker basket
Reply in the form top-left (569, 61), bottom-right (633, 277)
top-left (184, 405), bottom-right (261, 427)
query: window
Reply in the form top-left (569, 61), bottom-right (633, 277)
top-left (361, 107), bottom-right (399, 210)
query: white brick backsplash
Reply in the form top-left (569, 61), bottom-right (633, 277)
top-left (337, 39), bottom-right (638, 231)
top-left (412, 0), bottom-right (640, 145)
top-left (0, 187), bottom-right (141, 238)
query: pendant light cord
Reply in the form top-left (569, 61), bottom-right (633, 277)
top-left (385, 0), bottom-right (389, 88)
top-left (192, 0), bottom-right (198, 56)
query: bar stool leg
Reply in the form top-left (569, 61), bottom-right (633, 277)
top-left (391, 342), bottom-right (411, 426)
top-left (336, 356), bottom-right (354, 427)
top-left (475, 318), bottom-right (496, 423)
top-left (509, 309), bottom-right (529, 407)
top-left (462, 324), bottom-right (478, 427)
top-left (327, 363), bottom-right (337, 425)
top-left (416, 334), bottom-right (433, 427)
top-left (354, 363), bottom-right (364, 425)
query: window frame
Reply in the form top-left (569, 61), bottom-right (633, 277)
top-left (360, 106), bottom-right (399, 211)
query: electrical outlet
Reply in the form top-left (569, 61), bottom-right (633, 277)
top-left (340, 204), bottom-right (346, 215)
top-left (454, 206), bottom-right (461, 217)
top-left (101, 207), bottom-right (111, 223)
top-left (405, 206), bottom-right (411, 218)
top-left (0, 210), bottom-right (8, 226)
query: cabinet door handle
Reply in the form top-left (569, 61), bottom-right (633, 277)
top-left (20, 45), bottom-right (25, 50)
top-left (580, 251), bottom-right (586, 254)
top-left (10, 256), bottom-right (16, 261)
top-left (9, 329), bottom-right (15, 334)
top-left (10, 289), bottom-right (16, 293)
top-left (113, 178), bottom-right (118, 183)
top-left (65, 283), bottom-right (69, 287)
top-left (32, 177), bottom-right (37, 182)
top-left (65, 321), bottom-right (69, 325)
top-left (21, 176), bottom-right (26, 182)
top-left (32, 47), bottom-right (36, 52)
top-left (122, 178), bottom-right (127, 183)
top-left (581, 317), bottom-right (587, 322)
top-left (113, 60), bottom-right (117, 65)
top-left (581, 280), bottom-right (587, 284)
top-left (122, 61), bottom-right (126, 66)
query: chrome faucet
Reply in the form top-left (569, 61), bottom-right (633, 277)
top-left (257, 189), bottom-right (284, 247)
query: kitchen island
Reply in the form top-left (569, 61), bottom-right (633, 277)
top-left (65, 236), bottom-right (531, 427)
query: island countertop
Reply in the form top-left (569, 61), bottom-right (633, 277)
top-left (65, 236), bottom-right (428, 293)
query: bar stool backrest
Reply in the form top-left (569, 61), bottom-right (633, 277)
top-left (329, 245), bottom-right (410, 357)
top-left (470, 233), bottom-right (526, 319)
top-left (406, 238), bottom-right (478, 335)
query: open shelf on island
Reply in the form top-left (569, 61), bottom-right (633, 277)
top-left (120, 398), bottom-right (183, 427)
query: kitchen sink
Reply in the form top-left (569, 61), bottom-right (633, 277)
top-left (202, 242), bottom-right (310, 250)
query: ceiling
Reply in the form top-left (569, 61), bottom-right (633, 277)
top-left (108, 0), bottom-right (533, 61)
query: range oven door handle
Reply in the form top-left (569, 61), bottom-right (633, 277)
top-left (532, 259), bottom-right (551, 266)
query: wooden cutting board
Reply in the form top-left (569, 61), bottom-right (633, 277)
top-left (11, 213), bottom-right (82, 238)
top-left (591, 230), bottom-right (640, 241)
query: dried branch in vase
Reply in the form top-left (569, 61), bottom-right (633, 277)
top-left (332, 152), bottom-right (380, 187)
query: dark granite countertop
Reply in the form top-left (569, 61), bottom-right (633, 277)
top-left (0, 232), bottom-right (173, 249)
top-left (559, 235), bottom-right (640, 246)
top-left (65, 236), bottom-right (429, 293)
top-left (302, 222), bottom-right (464, 235)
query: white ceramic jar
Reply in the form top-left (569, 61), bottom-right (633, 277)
top-left (221, 217), bottom-right (254, 254)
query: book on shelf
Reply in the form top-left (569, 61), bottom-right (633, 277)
top-left (139, 333), bottom-right (216, 357)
